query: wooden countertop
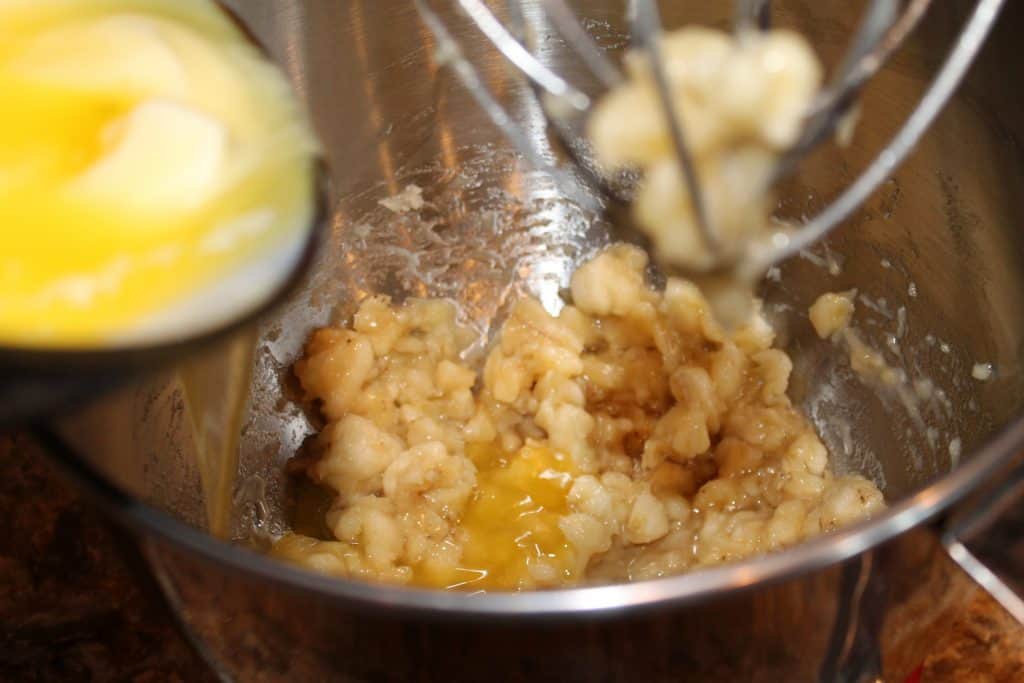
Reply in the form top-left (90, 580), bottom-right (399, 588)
top-left (1, 432), bottom-right (1021, 682)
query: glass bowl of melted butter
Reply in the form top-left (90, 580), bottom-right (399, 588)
top-left (0, 0), bottom-right (321, 360)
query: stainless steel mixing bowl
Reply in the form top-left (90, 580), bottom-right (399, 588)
top-left (47, 0), bottom-right (1024, 680)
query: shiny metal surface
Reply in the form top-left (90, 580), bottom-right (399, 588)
top-left (778, 0), bottom-right (1007, 261)
top-left (54, 0), bottom-right (1024, 680)
top-left (421, 0), bottom-right (991, 273)
top-left (943, 453), bottom-right (1024, 624)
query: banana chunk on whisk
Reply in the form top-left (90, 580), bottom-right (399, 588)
top-left (588, 27), bottom-right (823, 272)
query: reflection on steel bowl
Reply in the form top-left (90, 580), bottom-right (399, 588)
top-left (52, 1), bottom-right (1024, 681)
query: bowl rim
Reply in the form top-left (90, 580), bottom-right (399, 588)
top-left (32, 412), bottom-right (1024, 618)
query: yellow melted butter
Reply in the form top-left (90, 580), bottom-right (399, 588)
top-left (0, 0), bottom-right (317, 346)
top-left (413, 443), bottom-right (580, 591)
top-left (275, 444), bottom-right (581, 591)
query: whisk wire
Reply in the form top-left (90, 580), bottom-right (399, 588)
top-left (771, 0), bottom-right (901, 184)
top-left (418, 0), bottom-right (1004, 273)
top-left (457, 0), bottom-right (590, 111)
top-left (632, 0), bottom-right (721, 256)
top-left (537, 0), bottom-right (624, 89)
top-left (735, 0), bottom-right (772, 34)
top-left (770, 0), bottom-right (1007, 263)
top-left (414, 0), bottom-right (599, 212)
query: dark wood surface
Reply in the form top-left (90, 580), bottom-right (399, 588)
top-left (0, 434), bottom-right (215, 682)
top-left (1, 432), bottom-right (1022, 682)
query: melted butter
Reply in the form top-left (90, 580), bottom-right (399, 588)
top-left (413, 443), bottom-right (580, 591)
top-left (178, 331), bottom-right (257, 539)
top-left (0, 0), bottom-right (317, 346)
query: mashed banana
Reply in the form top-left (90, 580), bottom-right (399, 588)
top-left (272, 246), bottom-right (884, 590)
top-left (588, 28), bottom-right (822, 273)
top-left (809, 290), bottom-right (857, 339)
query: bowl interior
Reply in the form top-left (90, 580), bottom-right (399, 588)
top-left (61, 0), bottom-right (1024, 564)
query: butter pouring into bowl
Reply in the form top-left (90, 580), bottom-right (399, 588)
top-left (0, 0), bottom-right (324, 421)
